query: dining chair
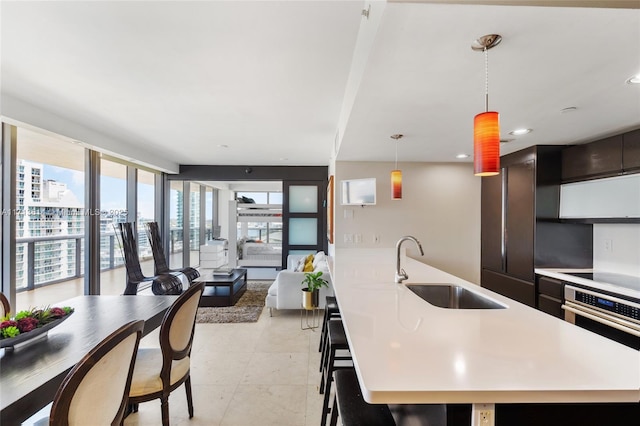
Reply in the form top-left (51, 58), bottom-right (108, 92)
top-left (145, 221), bottom-right (200, 283)
top-left (48, 320), bottom-right (145, 426)
top-left (0, 292), bottom-right (10, 318)
top-left (128, 281), bottom-right (205, 426)
top-left (115, 222), bottom-right (184, 295)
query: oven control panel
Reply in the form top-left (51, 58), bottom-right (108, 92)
top-left (575, 291), bottom-right (640, 322)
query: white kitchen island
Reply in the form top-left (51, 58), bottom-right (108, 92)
top-left (330, 248), bottom-right (640, 423)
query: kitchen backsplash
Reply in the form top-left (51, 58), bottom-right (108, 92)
top-left (593, 224), bottom-right (640, 277)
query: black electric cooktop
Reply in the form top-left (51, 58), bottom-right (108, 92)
top-left (564, 272), bottom-right (640, 293)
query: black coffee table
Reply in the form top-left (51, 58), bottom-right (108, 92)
top-left (194, 268), bottom-right (248, 307)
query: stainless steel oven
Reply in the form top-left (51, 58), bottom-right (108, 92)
top-left (563, 285), bottom-right (640, 350)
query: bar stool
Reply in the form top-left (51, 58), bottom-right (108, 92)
top-left (320, 319), bottom-right (353, 426)
top-left (329, 369), bottom-right (395, 426)
top-left (319, 296), bottom-right (341, 371)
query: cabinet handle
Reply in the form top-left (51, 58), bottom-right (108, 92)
top-left (562, 303), bottom-right (640, 337)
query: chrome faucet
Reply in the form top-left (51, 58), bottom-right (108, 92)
top-left (395, 236), bottom-right (424, 283)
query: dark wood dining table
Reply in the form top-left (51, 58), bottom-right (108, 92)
top-left (0, 295), bottom-right (178, 426)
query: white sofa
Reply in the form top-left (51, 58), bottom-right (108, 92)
top-left (265, 252), bottom-right (333, 315)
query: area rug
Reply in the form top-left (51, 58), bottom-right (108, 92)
top-left (196, 281), bottom-right (272, 324)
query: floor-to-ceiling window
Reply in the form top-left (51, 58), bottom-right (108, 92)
top-left (14, 127), bottom-right (86, 303)
top-left (4, 124), bottom-right (167, 308)
top-left (169, 180), bottom-right (184, 269)
top-left (100, 158), bottom-right (127, 272)
top-left (189, 183), bottom-right (201, 266)
top-left (236, 191), bottom-right (283, 243)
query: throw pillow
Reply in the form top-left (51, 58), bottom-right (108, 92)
top-left (303, 261), bottom-right (314, 272)
top-left (294, 257), bottom-right (306, 272)
top-left (312, 251), bottom-right (325, 268)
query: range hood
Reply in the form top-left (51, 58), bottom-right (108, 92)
top-left (559, 174), bottom-right (640, 221)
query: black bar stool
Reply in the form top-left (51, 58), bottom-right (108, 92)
top-left (319, 296), bottom-right (341, 370)
top-left (319, 296), bottom-right (340, 351)
top-left (329, 369), bottom-right (395, 426)
top-left (320, 319), bottom-right (353, 426)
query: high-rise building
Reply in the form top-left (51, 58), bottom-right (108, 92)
top-left (16, 160), bottom-right (84, 288)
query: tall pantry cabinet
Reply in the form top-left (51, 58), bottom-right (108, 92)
top-left (480, 146), bottom-right (593, 307)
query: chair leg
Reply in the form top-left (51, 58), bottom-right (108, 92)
top-left (320, 374), bottom-right (333, 426)
top-left (329, 393), bottom-right (339, 426)
top-left (185, 376), bottom-right (194, 418)
top-left (161, 395), bottom-right (170, 426)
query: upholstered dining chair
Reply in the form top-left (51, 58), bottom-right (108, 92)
top-left (145, 221), bottom-right (200, 283)
top-left (128, 281), bottom-right (205, 426)
top-left (0, 292), bottom-right (10, 318)
top-left (115, 222), bottom-right (184, 295)
top-left (48, 320), bottom-right (145, 426)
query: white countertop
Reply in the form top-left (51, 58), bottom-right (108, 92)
top-left (331, 248), bottom-right (640, 404)
top-left (535, 268), bottom-right (640, 300)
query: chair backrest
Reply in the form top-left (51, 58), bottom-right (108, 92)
top-left (49, 320), bottom-right (144, 426)
top-left (159, 282), bottom-right (205, 380)
top-left (146, 221), bottom-right (170, 274)
top-left (0, 292), bottom-right (10, 318)
top-left (115, 222), bottom-right (145, 281)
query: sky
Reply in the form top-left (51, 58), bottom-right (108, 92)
top-left (43, 164), bottom-right (155, 219)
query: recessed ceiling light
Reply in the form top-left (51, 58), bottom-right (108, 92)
top-left (279, 157), bottom-right (288, 161)
top-left (456, 154), bottom-right (470, 159)
top-left (500, 138), bottom-right (515, 144)
top-left (560, 107), bottom-right (578, 113)
top-left (509, 128), bottom-right (532, 136)
top-left (217, 144), bottom-right (228, 148)
top-left (626, 73), bottom-right (640, 84)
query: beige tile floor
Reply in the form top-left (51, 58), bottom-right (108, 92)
top-left (123, 309), bottom-right (328, 426)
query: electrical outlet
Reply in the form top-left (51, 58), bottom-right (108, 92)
top-left (355, 234), bottom-right (362, 243)
top-left (344, 234), bottom-right (353, 243)
top-left (472, 403), bottom-right (495, 426)
top-left (604, 239), bottom-right (613, 252)
top-left (373, 234), bottom-right (380, 244)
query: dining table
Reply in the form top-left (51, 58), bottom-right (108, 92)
top-left (0, 294), bottom-right (178, 426)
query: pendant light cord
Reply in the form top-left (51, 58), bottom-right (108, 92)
top-left (395, 140), bottom-right (398, 169)
top-left (484, 46), bottom-right (489, 112)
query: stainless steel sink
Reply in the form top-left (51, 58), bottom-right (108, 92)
top-left (406, 284), bottom-right (506, 309)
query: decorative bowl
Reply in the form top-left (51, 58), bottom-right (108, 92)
top-left (0, 312), bottom-right (73, 350)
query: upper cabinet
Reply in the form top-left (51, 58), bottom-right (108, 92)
top-left (561, 135), bottom-right (623, 182)
top-left (561, 128), bottom-right (640, 182)
top-left (623, 129), bottom-right (640, 172)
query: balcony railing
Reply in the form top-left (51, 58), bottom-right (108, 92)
top-left (15, 227), bottom-right (214, 292)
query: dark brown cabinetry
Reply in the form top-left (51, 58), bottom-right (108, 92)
top-left (536, 275), bottom-right (564, 319)
top-left (561, 128), bottom-right (640, 182)
top-left (623, 128), bottom-right (640, 172)
top-left (481, 146), bottom-right (593, 308)
top-left (561, 135), bottom-right (623, 182)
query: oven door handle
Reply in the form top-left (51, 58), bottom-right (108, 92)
top-left (562, 303), bottom-right (640, 337)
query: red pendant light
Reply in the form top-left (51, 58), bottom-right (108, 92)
top-left (472, 34), bottom-right (502, 177)
top-left (474, 111), bottom-right (500, 176)
top-left (391, 170), bottom-right (402, 199)
top-left (390, 134), bottom-right (403, 200)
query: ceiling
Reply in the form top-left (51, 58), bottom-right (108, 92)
top-left (2, 1), bottom-right (639, 171)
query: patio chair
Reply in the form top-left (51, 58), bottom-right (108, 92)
top-left (115, 222), bottom-right (183, 295)
top-left (128, 282), bottom-right (205, 426)
top-left (145, 221), bottom-right (200, 283)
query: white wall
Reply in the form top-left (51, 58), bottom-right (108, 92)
top-left (593, 224), bottom-right (640, 277)
top-left (335, 161), bottom-right (481, 284)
